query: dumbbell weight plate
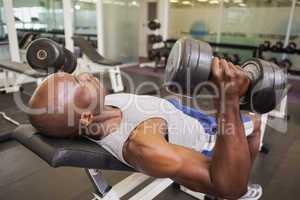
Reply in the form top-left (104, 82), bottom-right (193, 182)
top-left (280, 59), bottom-right (292, 69)
top-left (26, 38), bottom-right (65, 73)
top-left (285, 42), bottom-right (297, 53)
top-left (273, 61), bottom-right (287, 107)
top-left (61, 48), bottom-right (77, 74)
top-left (148, 20), bottom-right (161, 30)
top-left (263, 41), bottom-right (271, 49)
top-left (251, 61), bottom-right (276, 114)
top-left (164, 38), bottom-right (183, 92)
top-left (164, 38), bottom-right (213, 95)
top-left (241, 59), bottom-right (286, 114)
top-left (271, 41), bottom-right (283, 52)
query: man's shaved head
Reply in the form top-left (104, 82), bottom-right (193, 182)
top-left (28, 72), bottom-right (105, 138)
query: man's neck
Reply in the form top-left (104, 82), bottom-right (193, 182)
top-left (89, 106), bottom-right (122, 140)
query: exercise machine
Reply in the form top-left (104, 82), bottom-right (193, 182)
top-left (0, 60), bottom-right (47, 93)
top-left (74, 36), bottom-right (126, 93)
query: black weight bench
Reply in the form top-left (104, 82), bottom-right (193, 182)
top-left (73, 36), bottom-right (122, 66)
top-left (12, 124), bottom-right (132, 171)
top-left (10, 124), bottom-right (167, 200)
top-left (10, 124), bottom-right (209, 200)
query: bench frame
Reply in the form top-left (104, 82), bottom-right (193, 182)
top-left (86, 169), bottom-right (206, 200)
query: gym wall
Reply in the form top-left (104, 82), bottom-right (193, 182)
top-left (169, 5), bottom-right (299, 45)
top-left (0, 0), bottom-right (141, 63)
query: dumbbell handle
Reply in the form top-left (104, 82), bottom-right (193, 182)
top-left (209, 55), bottom-right (260, 85)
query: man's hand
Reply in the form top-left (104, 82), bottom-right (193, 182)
top-left (211, 58), bottom-right (250, 105)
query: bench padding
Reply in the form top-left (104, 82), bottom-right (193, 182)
top-left (12, 124), bottom-right (133, 171)
top-left (0, 61), bottom-right (47, 78)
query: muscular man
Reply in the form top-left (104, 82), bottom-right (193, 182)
top-left (28, 58), bottom-right (261, 199)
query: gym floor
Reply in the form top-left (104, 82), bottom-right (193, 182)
top-left (0, 69), bottom-right (300, 200)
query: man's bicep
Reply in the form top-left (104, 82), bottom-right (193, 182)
top-left (170, 144), bottom-right (215, 193)
top-left (125, 135), bottom-right (215, 194)
top-left (124, 133), bottom-right (184, 178)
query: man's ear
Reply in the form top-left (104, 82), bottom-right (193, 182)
top-left (80, 112), bottom-right (94, 127)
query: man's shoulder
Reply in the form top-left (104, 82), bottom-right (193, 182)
top-left (125, 118), bottom-right (168, 147)
top-left (131, 118), bottom-right (168, 139)
top-left (123, 118), bottom-right (169, 166)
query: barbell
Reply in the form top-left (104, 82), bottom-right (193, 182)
top-left (164, 38), bottom-right (287, 114)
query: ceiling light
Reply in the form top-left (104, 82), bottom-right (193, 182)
top-left (182, 1), bottom-right (192, 5)
top-left (78, 0), bottom-right (96, 3)
top-left (233, 0), bottom-right (243, 3)
top-left (75, 5), bottom-right (81, 10)
top-left (129, 1), bottom-right (139, 6)
top-left (170, 0), bottom-right (179, 3)
top-left (209, 0), bottom-right (219, 4)
top-left (239, 2), bottom-right (246, 7)
top-left (197, 0), bottom-right (208, 2)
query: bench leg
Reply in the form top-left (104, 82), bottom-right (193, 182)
top-left (259, 113), bottom-right (269, 154)
top-left (180, 186), bottom-right (206, 200)
top-left (269, 95), bottom-right (288, 119)
top-left (140, 62), bottom-right (156, 68)
top-left (0, 70), bottom-right (19, 93)
top-left (86, 170), bottom-right (149, 200)
top-left (129, 178), bottom-right (173, 200)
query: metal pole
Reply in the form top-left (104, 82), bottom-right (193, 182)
top-left (282, 0), bottom-right (296, 60)
top-left (96, 0), bottom-right (105, 55)
top-left (158, 0), bottom-right (170, 40)
top-left (284, 0), bottom-right (296, 47)
top-left (62, 0), bottom-right (74, 52)
top-left (3, 0), bottom-right (20, 62)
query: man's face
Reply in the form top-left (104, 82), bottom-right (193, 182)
top-left (72, 73), bottom-right (106, 116)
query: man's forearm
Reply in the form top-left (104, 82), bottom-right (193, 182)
top-left (210, 101), bottom-right (251, 197)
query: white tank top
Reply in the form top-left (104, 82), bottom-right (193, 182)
top-left (94, 93), bottom-right (207, 166)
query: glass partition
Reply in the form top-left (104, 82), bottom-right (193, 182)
top-left (169, 0), bottom-right (220, 43)
top-left (13, 0), bottom-right (64, 32)
top-left (48, 0), bottom-right (64, 31)
top-left (220, 0), bottom-right (293, 61)
top-left (13, 0), bottom-right (48, 31)
top-left (0, 0), bottom-right (9, 60)
top-left (103, 0), bottom-right (140, 63)
top-left (221, 0), bottom-right (292, 46)
top-left (73, 0), bottom-right (96, 35)
top-left (0, 0), bottom-right (6, 40)
top-left (71, 0), bottom-right (140, 63)
top-left (169, 0), bottom-right (295, 62)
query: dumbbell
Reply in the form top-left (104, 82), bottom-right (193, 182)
top-left (149, 34), bottom-right (163, 43)
top-left (271, 41), bottom-right (284, 52)
top-left (26, 38), bottom-right (77, 74)
top-left (231, 54), bottom-right (240, 65)
top-left (222, 53), bottom-right (230, 61)
top-left (259, 41), bottom-right (271, 51)
top-left (164, 38), bottom-right (286, 114)
top-left (285, 42), bottom-right (297, 53)
top-left (222, 53), bottom-right (240, 65)
top-left (279, 59), bottom-right (292, 70)
top-left (148, 20), bottom-right (161, 31)
top-left (148, 49), bottom-right (161, 61)
top-left (213, 52), bottom-right (221, 58)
